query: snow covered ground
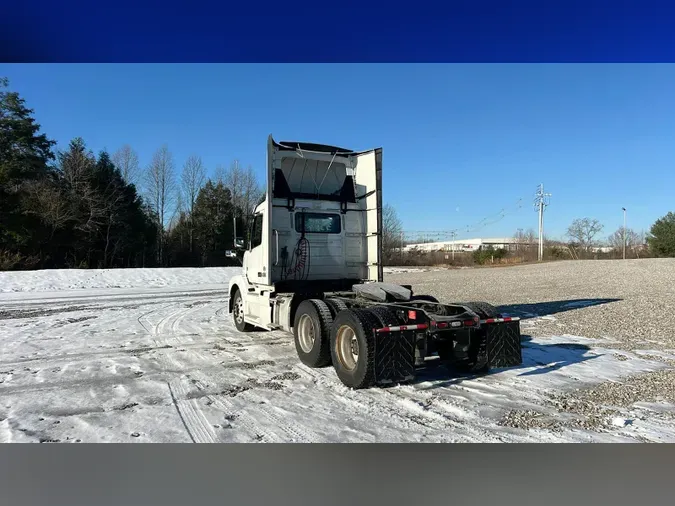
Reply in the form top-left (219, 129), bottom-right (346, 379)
top-left (1, 267), bottom-right (673, 443)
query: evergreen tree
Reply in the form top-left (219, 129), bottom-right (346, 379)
top-left (0, 77), bottom-right (264, 271)
top-left (193, 180), bottom-right (235, 266)
top-left (647, 212), bottom-right (675, 257)
top-left (0, 77), bottom-right (56, 267)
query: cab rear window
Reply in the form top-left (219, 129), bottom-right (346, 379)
top-left (295, 213), bottom-right (341, 234)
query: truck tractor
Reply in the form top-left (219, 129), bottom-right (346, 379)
top-left (228, 136), bottom-right (523, 389)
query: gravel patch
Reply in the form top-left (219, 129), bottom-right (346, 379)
top-left (498, 410), bottom-right (564, 431)
top-left (271, 372), bottom-right (302, 381)
top-left (563, 369), bottom-right (675, 408)
top-left (505, 370), bottom-right (675, 433)
top-left (0, 305), bottom-right (99, 320)
top-left (388, 259), bottom-right (675, 433)
top-left (385, 258), bottom-right (675, 347)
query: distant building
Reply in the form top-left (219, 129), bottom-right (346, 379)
top-left (403, 237), bottom-right (533, 253)
top-left (590, 246), bottom-right (613, 253)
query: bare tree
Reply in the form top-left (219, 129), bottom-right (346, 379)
top-left (241, 165), bottom-right (264, 217)
top-left (514, 228), bottom-right (526, 244)
top-left (145, 144), bottom-right (177, 265)
top-left (112, 145), bottom-right (140, 186)
top-left (608, 226), bottom-right (641, 254)
top-left (566, 218), bottom-right (604, 251)
top-left (181, 155), bottom-right (206, 253)
top-left (223, 160), bottom-right (264, 244)
top-left (22, 179), bottom-right (75, 239)
top-left (100, 183), bottom-right (126, 268)
top-left (525, 228), bottom-right (537, 246)
top-left (214, 164), bottom-right (225, 185)
top-left (382, 203), bottom-right (403, 264)
top-left (58, 141), bottom-right (106, 237)
top-left (223, 159), bottom-right (244, 203)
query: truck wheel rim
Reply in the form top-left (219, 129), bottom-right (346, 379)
top-left (234, 296), bottom-right (244, 324)
top-left (297, 314), bottom-right (316, 353)
top-left (336, 325), bottom-right (358, 371)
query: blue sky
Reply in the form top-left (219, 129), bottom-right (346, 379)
top-left (2, 64), bottom-right (673, 241)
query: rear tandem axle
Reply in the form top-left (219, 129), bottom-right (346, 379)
top-left (291, 296), bottom-right (523, 389)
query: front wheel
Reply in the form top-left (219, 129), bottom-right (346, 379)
top-left (232, 289), bottom-right (254, 332)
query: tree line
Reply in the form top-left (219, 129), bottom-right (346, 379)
top-left (381, 208), bottom-right (675, 267)
top-left (0, 77), bottom-right (263, 271)
top-left (561, 215), bottom-right (674, 258)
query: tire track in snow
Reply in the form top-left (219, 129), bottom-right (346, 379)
top-left (166, 332), bottom-right (309, 442)
top-left (236, 385), bottom-right (319, 443)
top-left (136, 303), bottom-right (172, 336)
top-left (172, 306), bottom-right (311, 442)
top-left (296, 367), bottom-right (448, 438)
top-left (0, 339), bottom-right (225, 369)
top-left (189, 374), bottom-right (284, 443)
top-left (381, 387), bottom-right (508, 442)
top-left (147, 304), bottom-right (220, 443)
top-left (167, 378), bottom-right (218, 443)
top-left (297, 366), bottom-right (509, 442)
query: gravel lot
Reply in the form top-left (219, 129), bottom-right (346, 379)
top-left (386, 258), bottom-right (675, 347)
top-left (387, 258), bottom-right (675, 434)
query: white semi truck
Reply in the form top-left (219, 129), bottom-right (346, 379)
top-left (228, 136), bottom-right (523, 389)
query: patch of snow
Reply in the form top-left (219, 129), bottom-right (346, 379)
top-left (633, 401), bottom-right (675, 414)
top-left (0, 267), bottom-right (240, 293)
top-left (0, 419), bottom-right (11, 443)
top-left (634, 350), bottom-right (675, 361)
top-left (0, 268), bottom-right (673, 443)
top-left (384, 267), bottom-right (430, 274)
top-left (611, 417), bottom-right (632, 427)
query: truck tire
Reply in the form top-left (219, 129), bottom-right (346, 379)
top-left (369, 305), bottom-right (400, 327)
top-left (330, 309), bottom-right (380, 389)
top-left (293, 299), bottom-right (333, 368)
top-left (462, 301), bottom-right (501, 319)
top-left (442, 302), bottom-right (496, 374)
top-left (454, 352), bottom-right (489, 374)
top-left (232, 289), bottom-right (254, 332)
top-left (324, 298), bottom-right (349, 318)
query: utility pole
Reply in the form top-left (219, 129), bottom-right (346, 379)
top-left (451, 230), bottom-right (457, 260)
top-left (232, 160), bottom-right (239, 249)
top-left (400, 231), bottom-right (404, 264)
top-left (534, 183), bottom-right (551, 262)
top-left (622, 207), bottom-right (627, 260)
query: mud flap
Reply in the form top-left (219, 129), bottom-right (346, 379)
top-left (485, 321), bottom-right (523, 368)
top-left (373, 330), bottom-right (417, 385)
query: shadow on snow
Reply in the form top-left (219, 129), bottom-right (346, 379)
top-left (406, 297), bottom-right (623, 390)
top-left (411, 335), bottom-right (599, 391)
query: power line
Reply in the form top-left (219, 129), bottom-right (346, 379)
top-left (402, 196), bottom-right (525, 245)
